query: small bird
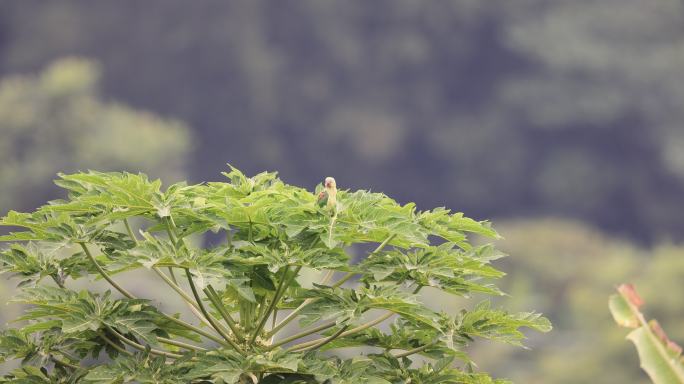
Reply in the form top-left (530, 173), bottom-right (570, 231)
top-left (317, 177), bottom-right (337, 210)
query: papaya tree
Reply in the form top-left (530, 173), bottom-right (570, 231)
top-left (0, 167), bottom-right (550, 383)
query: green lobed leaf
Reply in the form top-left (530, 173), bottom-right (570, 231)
top-left (0, 166), bottom-right (548, 383)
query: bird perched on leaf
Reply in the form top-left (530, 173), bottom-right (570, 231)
top-left (317, 177), bottom-right (337, 212)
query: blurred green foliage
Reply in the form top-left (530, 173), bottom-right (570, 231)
top-left (0, 58), bottom-right (191, 213)
top-left (466, 219), bottom-right (684, 384)
top-left (1, 1), bottom-right (683, 241)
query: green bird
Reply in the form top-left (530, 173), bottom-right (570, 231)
top-left (316, 177), bottom-right (337, 210)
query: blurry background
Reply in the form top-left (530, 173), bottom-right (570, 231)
top-left (1, 1), bottom-right (683, 383)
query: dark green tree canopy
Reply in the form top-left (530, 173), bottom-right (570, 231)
top-left (2, 1), bottom-right (682, 242)
top-left (0, 167), bottom-right (549, 383)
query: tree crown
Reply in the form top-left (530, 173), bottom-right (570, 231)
top-left (0, 167), bottom-right (550, 383)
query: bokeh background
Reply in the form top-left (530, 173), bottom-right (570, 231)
top-left (1, 1), bottom-right (683, 383)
